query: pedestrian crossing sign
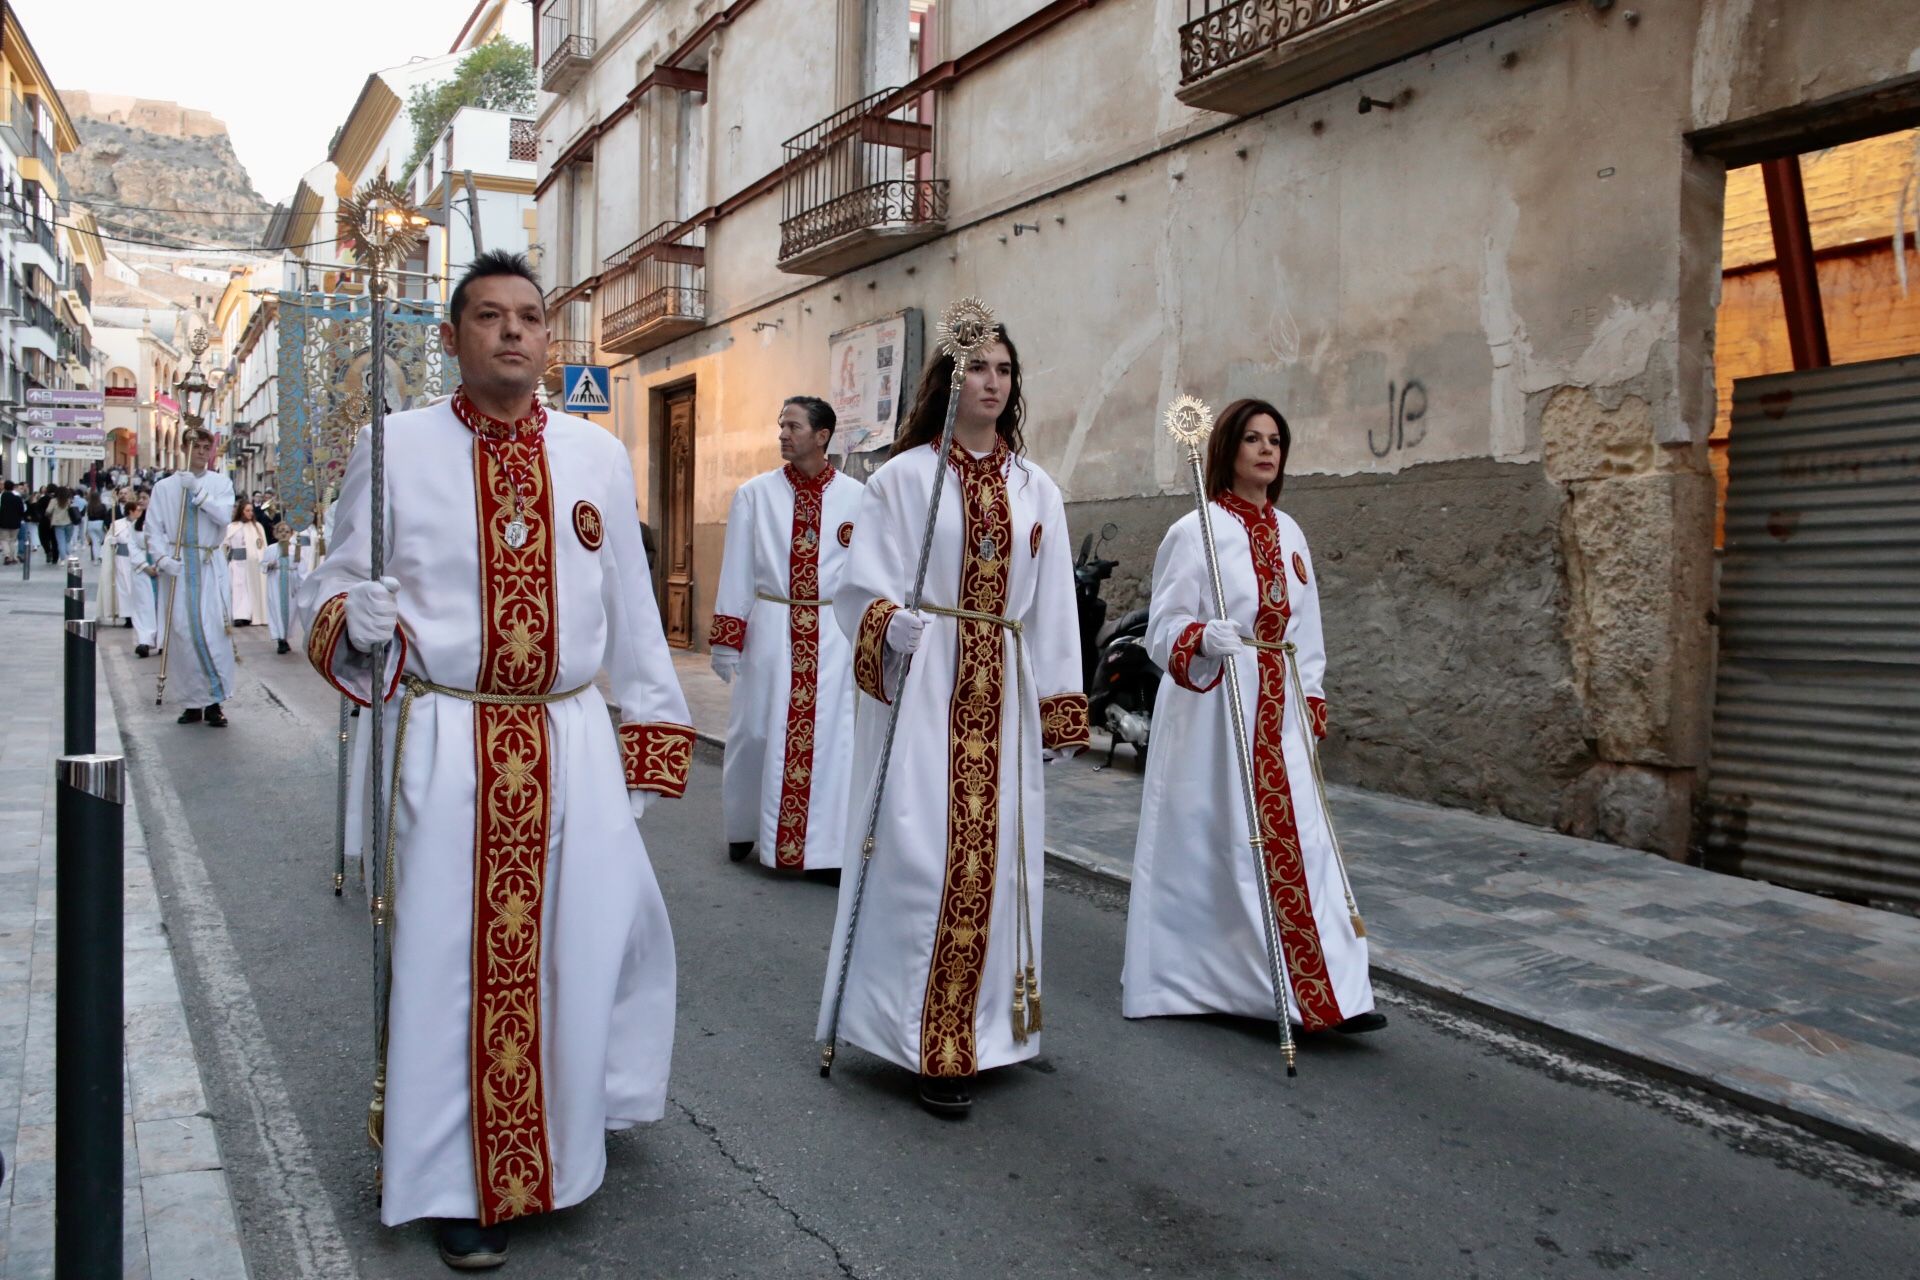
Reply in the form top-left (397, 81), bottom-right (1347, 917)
top-left (562, 364), bottom-right (612, 414)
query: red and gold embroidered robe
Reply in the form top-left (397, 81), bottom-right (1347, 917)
top-left (298, 391), bottom-right (691, 1226)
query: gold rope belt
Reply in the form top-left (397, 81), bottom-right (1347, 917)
top-left (920, 602), bottom-right (1044, 1040)
top-left (381, 674), bottom-right (592, 920)
top-left (756, 591), bottom-right (832, 607)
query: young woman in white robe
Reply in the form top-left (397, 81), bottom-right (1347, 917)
top-left (708, 397), bottom-right (864, 873)
top-left (1122, 398), bottom-right (1382, 1036)
top-left (817, 330), bottom-right (1089, 1118)
top-left (222, 501), bottom-right (270, 624)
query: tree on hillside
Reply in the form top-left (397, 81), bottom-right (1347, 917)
top-left (404, 39), bottom-right (536, 180)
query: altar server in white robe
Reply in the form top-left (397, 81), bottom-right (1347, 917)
top-left (1121, 398), bottom-right (1382, 1037)
top-left (709, 395), bottom-right (863, 872)
top-left (128, 499), bottom-right (163, 656)
top-left (297, 252), bottom-right (691, 1271)
top-left (148, 430), bottom-right (236, 726)
top-left (223, 501), bottom-right (270, 624)
top-left (98, 505), bottom-right (135, 623)
top-left (261, 524), bottom-right (317, 653)
top-left (817, 328), bottom-right (1089, 1119)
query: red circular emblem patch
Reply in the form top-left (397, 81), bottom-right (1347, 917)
top-left (573, 500), bottom-right (604, 551)
top-left (1292, 552), bottom-right (1308, 584)
top-left (1029, 522), bottom-right (1044, 558)
top-left (837, 521), bottom-right (854, 548)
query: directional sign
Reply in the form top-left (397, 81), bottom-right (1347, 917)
top-left (23, 407), bottom-right (105, 424)
top-left (25, 425), bottom-right (106, 444)
top-left (27, 388), bottom-right (104, 407)
top-left (25, 443), bottom-right (55, 459)
top-left (562, 364), bottom-right (611, 415)
top-left (52, 444), bottom-right (107, 461)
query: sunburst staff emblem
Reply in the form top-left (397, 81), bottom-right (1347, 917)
top-left (936, 298), bottom-right (998, 362)
top-left (337, 174), bottom-right (428, 273)
top-left (1164, 393), bottom-right (1215, 451)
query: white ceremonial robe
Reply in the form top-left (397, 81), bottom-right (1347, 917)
top-left (98, 517), bottom-right (135, 622)
top-left (223, 520), bottom-right (269, 623)
top-left (816, 442), bottom-right (1089, 1078)
top-left (1121, 494), bottom-right (1373, 1029)
top-left (709, 464), bottom-right (864, 871)
top-left (297, 395), bottom-right (692, 1228)
top-left (126, 528), bottom-right (163, 649)
top-left (261, 531), bottom-right (317, 645)
top-left (147, 470), bottom-right (237, 708)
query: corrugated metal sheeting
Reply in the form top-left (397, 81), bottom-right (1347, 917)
top-left (1706, 354), bottom-right (1920, 909)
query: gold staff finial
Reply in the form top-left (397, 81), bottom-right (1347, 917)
top-left (1164, 393), bottom-right (1214, 451)
top-left (936, 298), bottom-right (998, 362)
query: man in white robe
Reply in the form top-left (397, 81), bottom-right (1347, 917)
top-left (817, 332), bottom-right (1088, 1118)
top-left (147, 429), bottom-right (236, 726)
top-left (297, 252), bottom-right (690, 1270)
top-left (709, 395), bottom-right (863, 873)
top-left (128, 503), bottom-right (164, 657)
top-left (261, 524), bottom-right (316, 654)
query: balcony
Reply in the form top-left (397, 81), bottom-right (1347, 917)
top-left (543, 286), bottom-right (596, 394)
top-left (1176, 0), bottom-right (1548, 117)
top-left (599, 222), bottom-right (706, 356)
top-left (540, 1), bottom-right (596, 94)
top-left (778, 88), bottom-right (947, 276)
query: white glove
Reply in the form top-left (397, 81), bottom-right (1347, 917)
top-left (156, 556), bottom-right (183, 579)
top-left (630, 790), bottom-right (652, 820)
top-left (1199, 618), bottom-right (1245, 658)
top-left (1042, 747), bottom-right (1063, 767)
top-left (345, 576), bottom-right (400, 651)
top-left (886, 608), bottom-right (927, 656)
top-left (711, 649), bottom-right (740, 684)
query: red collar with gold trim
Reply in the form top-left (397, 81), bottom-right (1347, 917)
top-left (938, 437), bottom-right (1011, 477)
top-left (453, 387), bottom-right (548, 440)
top-left (784, 461), bottom-right (836, 495)
top-left (1213, 489), bottom-right (1276, 529)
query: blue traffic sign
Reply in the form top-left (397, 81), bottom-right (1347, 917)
top-left (562, 364), bottom-right (612, 414)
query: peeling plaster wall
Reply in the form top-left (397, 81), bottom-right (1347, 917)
top-left (544, 0), bottom-right (1920, 846)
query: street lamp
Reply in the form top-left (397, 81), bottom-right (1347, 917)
top-left (173, 331), bottom-right (217, 470)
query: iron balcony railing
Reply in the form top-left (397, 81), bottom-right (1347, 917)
top-left (540, 0), bottom-right (596, 90)
top-left (779, 87), bottom-right (946, 265)
top-left (1179, 0), bottom-right (1392, 84)
top-left (600, 221), bottom-right (706, 349)
top-left (510, 118), bottom-right (539, 164)
top-left (544, 286), bottom-right (595, 375)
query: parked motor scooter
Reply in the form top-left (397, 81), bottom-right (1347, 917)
top-left (1074, 522), bottom-right (1160, 766)
top-left (1074, 522), bottom-right (1121, 691)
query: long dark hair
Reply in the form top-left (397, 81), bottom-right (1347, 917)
top-left (1204, 397), bottom-right (1291, 503)
top-left (890, 327), bottom-right (1026, 458)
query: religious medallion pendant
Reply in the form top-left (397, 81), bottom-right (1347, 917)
top-left (504, 519), bottom-right (530, 550)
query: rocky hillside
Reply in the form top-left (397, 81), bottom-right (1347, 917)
top-left (62, 90), bottom-right (273, 249)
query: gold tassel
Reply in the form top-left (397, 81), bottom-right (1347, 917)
top-left (1011, 969), bottom-right (1029, 1045)
top-left (1351, 912), bottom-right (1367, 938)
top-left (1025, 964), bottom-right (1044, 1034)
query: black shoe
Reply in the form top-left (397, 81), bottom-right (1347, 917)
top-left (1335, 1011), bottom-right (1388, 1035)
top-left (728, 841), bottom-right (754, 863)
top-left (235, 619), bottom-right (250, 627)
top-left (176, 708), bottom-right (203, 724)
top-left (804, 868), bottom-right (842, 887)
top-left (917, 1073), bottom-right (973, 1119)
top-left (204, 705), bottom-right (229, 728)
top-left (276, 639), bottom-right (291, 654)
top-left (435, 1219), bottom-right (509, 1270)
top-left (135, 644), bottom-right (150, 658)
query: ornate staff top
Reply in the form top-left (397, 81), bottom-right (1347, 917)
top-left (1164, 392), bottom-right (1214, 455)
top-left (337, 174), bottom-right (429, 292)
top-left (936, 298), bottom-right (998, 387)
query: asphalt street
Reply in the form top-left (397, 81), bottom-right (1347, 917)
top-left (102, 621), bottom-right (1920, 1279)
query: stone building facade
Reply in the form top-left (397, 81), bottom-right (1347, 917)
top-left (534, 0), bottom-right (1920, 860)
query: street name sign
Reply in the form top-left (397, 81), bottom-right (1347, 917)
top-left (23, 407), bottom-right (106, 424)
top-left (26, 388), bottom-right (105, 407)
top-left (25, 425), bottom-right (107, 444)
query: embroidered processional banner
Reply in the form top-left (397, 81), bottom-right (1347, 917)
top-left (275, 292), bottom-right (457, 529)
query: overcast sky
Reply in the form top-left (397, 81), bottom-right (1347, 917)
top-left (17, 0), bottom-right (480, 236)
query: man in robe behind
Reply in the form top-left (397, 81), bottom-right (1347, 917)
top-left (709, 395), bottom-right (863, 874)
top-left (297, 251), bottom-right (693, 1270)
top-left (147, 427), bottom-right (236, 726)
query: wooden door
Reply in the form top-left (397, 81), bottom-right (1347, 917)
top-left (662, 386), bottom-right (696, 647)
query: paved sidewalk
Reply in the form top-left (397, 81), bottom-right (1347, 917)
top-left (0, 568), bottom-right (249, 1279)
top-left (670, 650), bottom-right (1920, 1170)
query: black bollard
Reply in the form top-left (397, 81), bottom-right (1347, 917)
top-left (62, 586), bottom-right (84, 623)
top-left (54, 753), bottom-right (124, 1280)
top-left (65, 556), bottom-right (81, 592)
top-left (64, 619), bottom-right (96, 756)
